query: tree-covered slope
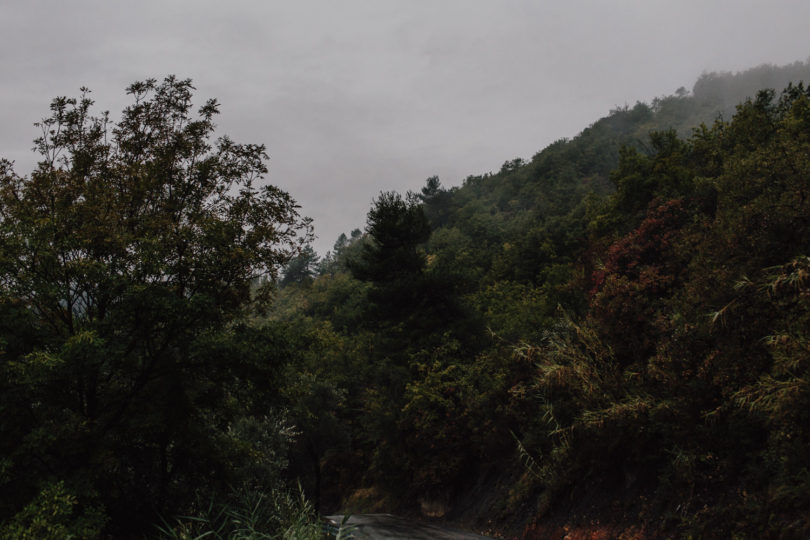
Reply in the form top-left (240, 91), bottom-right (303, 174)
top-left (275, 60), bottom-right (810, 538)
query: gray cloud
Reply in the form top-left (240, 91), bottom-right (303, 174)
top-left (2, 1), bottom-right (810, 253)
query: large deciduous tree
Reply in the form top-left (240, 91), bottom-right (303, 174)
top-left (0, 77), bottom-right (312, 536)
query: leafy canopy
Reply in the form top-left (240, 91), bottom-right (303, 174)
top-left (0, 76), bottom-right (312, 535)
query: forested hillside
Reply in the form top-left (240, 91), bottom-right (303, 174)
top-left (274, 60), bottom-right (810, 538)
top-left (2, 60), bottom-right (810, 538)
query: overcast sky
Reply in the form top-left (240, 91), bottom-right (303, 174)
top-left (2, 1), bottom-right (809, 254)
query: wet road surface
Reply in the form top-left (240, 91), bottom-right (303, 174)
top-left (325, 514), bottom-right (494, 539)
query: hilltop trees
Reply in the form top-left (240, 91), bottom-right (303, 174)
top-left (0, 77), bottom-right (312, 535)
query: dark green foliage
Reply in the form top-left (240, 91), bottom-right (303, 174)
top-left (0, 77), bottom-right (311, 537)
top-left (0, 481), bottom-right (107, 539)
top-left (11, 61), bottom-right (806, 536)
top-left (281, 245), bottom-right (320, 287)
top-left (514, 82), bottom-right (810, 536)
top-left (318, 228), bottom-right (364, 276)
top-left (349, 191), bottom-right (430, 284)
top-left (155, 486), bottom-right (326, 539)
top-left (270, 60), bottom-right (810, 535)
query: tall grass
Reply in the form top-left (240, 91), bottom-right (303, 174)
top-left (155, 485), bottom-right (325, 540)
